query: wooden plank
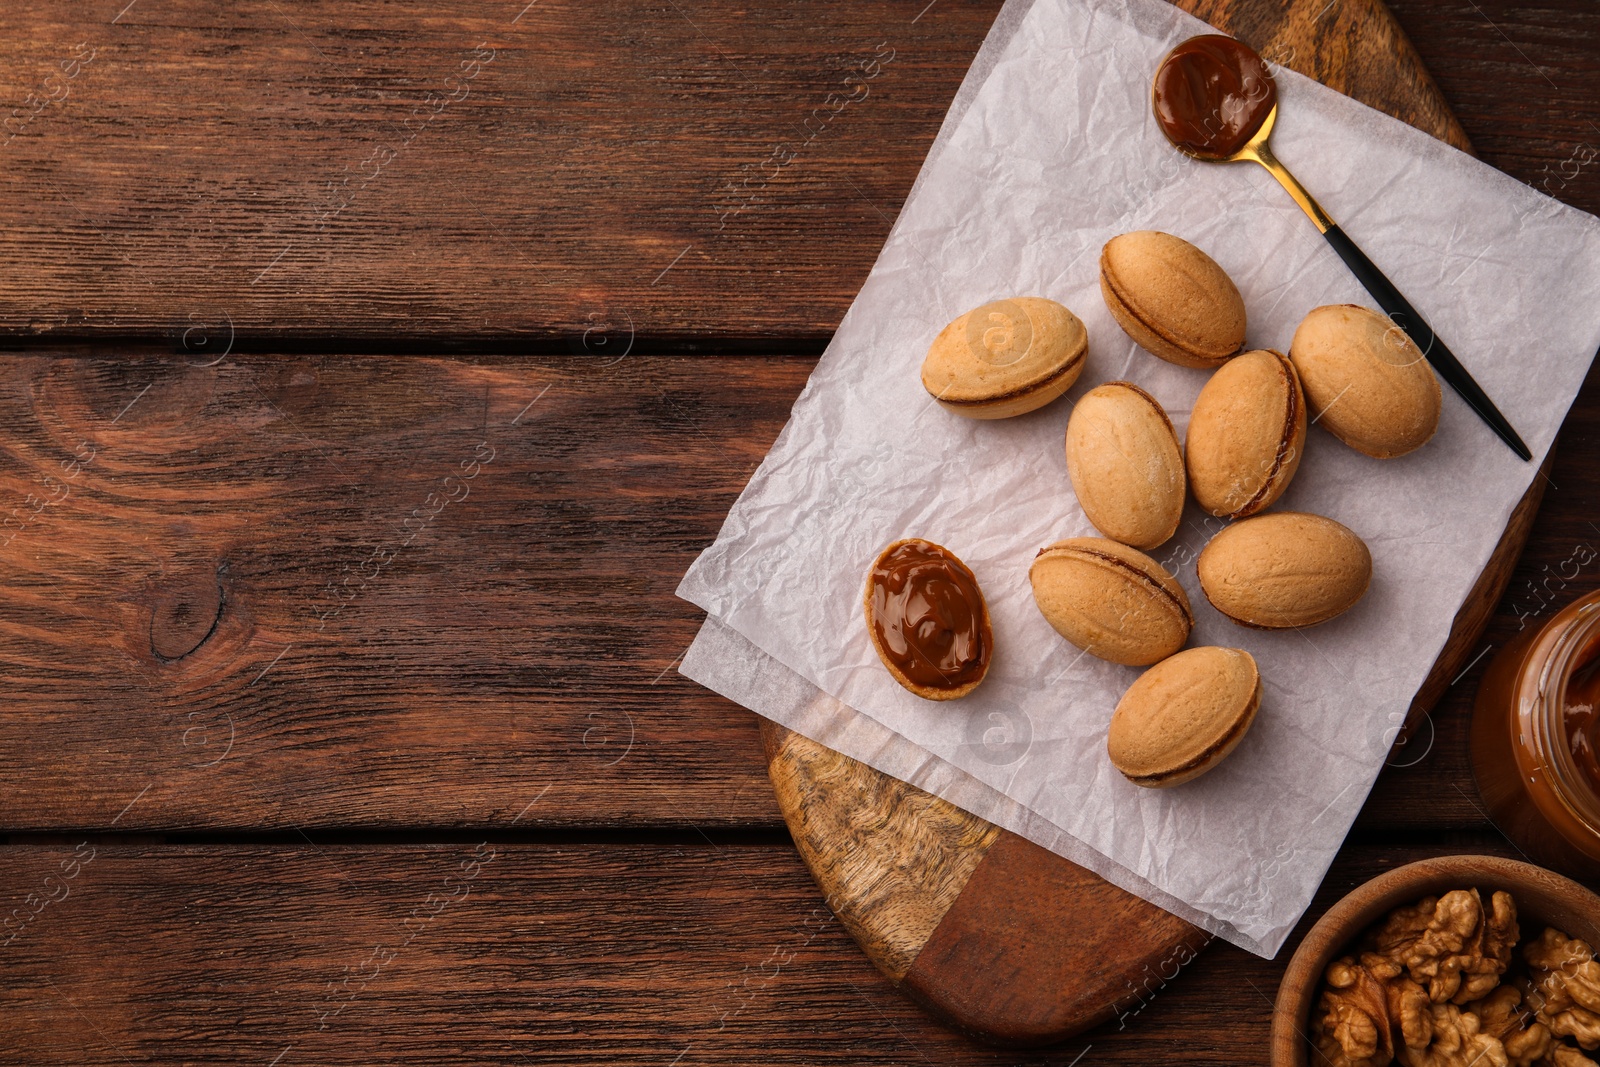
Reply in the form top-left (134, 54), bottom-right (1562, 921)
top-left (0, 836), bottom-right (1588, 1064)
top-left (0, 350), bottom-right (1595, 833)
top-left (0, 0), bottom-right (997, 345)
top-left (0, 352), bottom-right (807, 830)
top-left (1387, 0), bottom-right (1600, 177)
top-left (0, 0), bottom-right (1594, 344)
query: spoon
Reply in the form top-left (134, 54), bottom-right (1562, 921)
top-left (1152, 34), bottom-right (1531, 462)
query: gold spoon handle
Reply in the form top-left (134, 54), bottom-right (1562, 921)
top-left (1246, 141), bottom-right (1335, 233)
top-left (1243, 141), bottom-right (1532, 460)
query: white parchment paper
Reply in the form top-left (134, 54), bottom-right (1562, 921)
top-left (676, 0), bottom-right (1600, 957)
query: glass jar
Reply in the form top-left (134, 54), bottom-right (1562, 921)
top-left (1470, 589), bottom-right (1600, 880)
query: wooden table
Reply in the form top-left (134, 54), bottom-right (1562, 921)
top-left (0, 2), bottom-right (1596, 1063)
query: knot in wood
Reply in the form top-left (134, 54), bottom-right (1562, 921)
top-left (149, 568), bottom-right (225, 661)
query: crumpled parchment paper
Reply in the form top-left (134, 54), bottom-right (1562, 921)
top-left (675, 0), bottom-right (1600, 957)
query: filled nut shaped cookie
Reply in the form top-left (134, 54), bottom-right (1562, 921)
top-left (1186, 349), bottom-right (1307, 518)
top-left (864, 538), bottom-right (992, 700)
top-left (1029, 537), bottom-right (1192, 666)
top-left (1065, 381), bottom-right (1185, 550)
top-left (920, 297), bottom-right (1089, 419)
top-left (1197, 511), bottom-right (1372, 629)
top-left (1109, 646), bottom-right (1261, 788)
top-left (1290, 304), bottom-right (1442, 458)
top-left (1099, 231), bottom-right (1247, 369)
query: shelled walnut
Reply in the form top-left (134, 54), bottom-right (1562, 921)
top-left (1546, 1046), bottom-right (1600, 1067)
top-left (1403, 1003), bottom-right (1507, 1067)
top-left (1524, 929), bottom-right (1600, 1051)
top-left (1315, 953), bottom-right (1430, 1067)
top-left (1468, 986), bottom-right (1553, 1067)
top-left (1371, 889), bottom-right (1519, 1005)
top-left (1312, 890), bottom-right (1599, 1067)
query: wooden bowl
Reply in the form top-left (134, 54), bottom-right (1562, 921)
top-left (1271, 854), bottom-right (1600, 1066)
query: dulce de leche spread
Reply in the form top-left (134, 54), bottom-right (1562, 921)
top-left (1567, 654), bottom-right (1600, 797)
top-left (1152, 34), bottom-right (1277, 158)
top-left (867, 539), bottom-right (991, 693)
top-left (1471, 592), bottom-right (1600, 879)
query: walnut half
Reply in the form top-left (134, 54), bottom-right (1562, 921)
top-left (1317, 955), bottom-right (1401, 1067)
top-left (1316, 954), bottom-right (1438, 1067)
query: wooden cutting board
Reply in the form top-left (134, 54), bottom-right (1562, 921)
top-left (761, 0), bottom-right (1551, 1047)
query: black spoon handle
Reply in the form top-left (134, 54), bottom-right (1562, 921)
top-left (1320, 224), bottom-right (1532, 461)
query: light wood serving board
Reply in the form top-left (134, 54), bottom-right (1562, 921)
top-left (761, 0), bottom-right (1551, 1046)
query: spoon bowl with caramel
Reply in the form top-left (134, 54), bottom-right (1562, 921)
top-left (1151, 33), bottom-right (1531, 462)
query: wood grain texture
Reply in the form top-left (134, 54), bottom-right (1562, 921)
top-left (1386, 0), bottom-right (1600, 188)
top-left (1180, 0), bottom-right (1471, 153)
top-left (765, 721), bottom-right (1203, 1045)
top-left (0, 0), bottom-right (1594, 349)
top-left (900, 831), bottom-right (1209, 1045)
top-left (767, 726), bottom-right (1000, 981)
top-left (0, 349), bottom-right (1588, 836)
top-left (0, 343), bottom-right (1590, 843)
top-left (0, 352), bottom-right (805, 831)
top-left (0, 837), bottom-right (1589, 1066)
top-left (0, 0), bottom-right (995, 345)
